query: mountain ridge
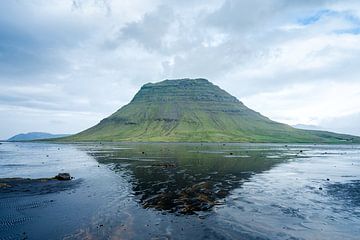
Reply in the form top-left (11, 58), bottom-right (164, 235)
top-left (8, 132), bottom-right (70, 141)
top-left (61, 78), bottom-right (360, 143)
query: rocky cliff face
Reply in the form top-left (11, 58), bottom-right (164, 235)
top-left (65, 78), bottom-right (360, 143)
top-left (131, 79), bottom-right (238, 103)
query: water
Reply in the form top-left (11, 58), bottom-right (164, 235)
top-left (0, 142), bottom-right (359, 239)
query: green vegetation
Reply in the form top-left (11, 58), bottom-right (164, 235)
top-left (63, 78), bottom-right (360, 143)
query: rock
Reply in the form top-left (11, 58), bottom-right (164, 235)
top-left (153, 163), bottom-right (176, 168)
top-left (54, 173), bottom-right (71, 181)
top-left (0, 183), bottom-right (11, 188)
top-left (215, 189), bottom-right (227, 198)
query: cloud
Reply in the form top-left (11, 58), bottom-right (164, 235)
top-left (1, 0), bottom-right (360, 139)
top-left (243, 81), bottom-right (360, 125)
top-left (0, 105), bottom-right (105, 140)
top-left (120, 5), bottom-right (175, 51)
top-left (320, 112), bottom-right (360, 136)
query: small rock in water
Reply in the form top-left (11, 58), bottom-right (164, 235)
top-left (54, 173), bottom-right (72, 181)
top-left (215, 189), bottom-right (227, 198)
top-left (153, 163), bottom-right (176, 168)
top-left (0, 183), bottom-right (11, 188)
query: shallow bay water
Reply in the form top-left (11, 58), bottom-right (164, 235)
top-left (0, 142), bottom-right (359, 239)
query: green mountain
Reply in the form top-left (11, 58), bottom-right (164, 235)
top-left (65, 78), bottom-right (360, 143)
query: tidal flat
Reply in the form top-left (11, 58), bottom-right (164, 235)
top-left (0, 142), bottom-right (359, 240)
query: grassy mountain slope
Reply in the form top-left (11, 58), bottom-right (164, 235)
top-left (64, 79), bottom-right (360, 143)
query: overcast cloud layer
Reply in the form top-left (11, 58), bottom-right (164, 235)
top-left (1, 0), bottom-right (360, 139)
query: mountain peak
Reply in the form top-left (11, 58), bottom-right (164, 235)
top-left (144, 78), bottom-right (211, 87)
top-left (132, 78), bottom-right (239, 104)
top-left (65, 79), bottom-right (360, 143)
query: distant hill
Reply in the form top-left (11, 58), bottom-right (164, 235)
top-left (61, 78), bottom-right (360, 143)
top-left (293, 124), bottom-right (324, 131)
top-left (8, 132), bottom-right (70, 141)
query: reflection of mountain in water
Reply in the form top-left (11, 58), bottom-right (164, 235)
top-left (86, 143), bottom-right (296, 214)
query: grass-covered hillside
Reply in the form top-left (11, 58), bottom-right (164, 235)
top-left (63, 78), bottom-right (360, 143)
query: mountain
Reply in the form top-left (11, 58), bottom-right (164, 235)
top-left (63, 78), bottom-right (360, 143)
top-left (8, 132), bottom-right (70, 141)
top-left (293, 124), bottom-right (324, 131)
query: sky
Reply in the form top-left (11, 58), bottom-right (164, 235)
top-left (1, 0), bottom-right (360, 139)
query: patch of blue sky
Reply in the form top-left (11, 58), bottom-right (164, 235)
top-left (334, 27), bottom-right (360, 35)
top-left (343, 12), bottom-right (360, 25)
top-left (297, 9), bottom-right (335, 25)
top-left (298, 9), bottom-right (360, 35)
top-left (333, 11), bottom-right (360, 35)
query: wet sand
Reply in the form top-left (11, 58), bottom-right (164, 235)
top-left (0, 142), bottom-right (360, 239)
